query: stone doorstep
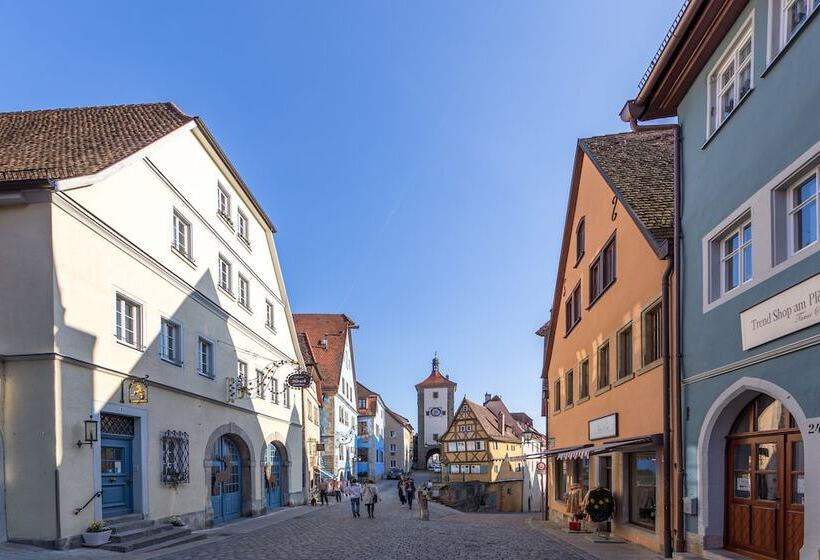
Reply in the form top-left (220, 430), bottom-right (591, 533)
top-left (101, 527), bottom-right (196, 553)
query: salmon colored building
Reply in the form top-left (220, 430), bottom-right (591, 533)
top-left (543, 129), bottom-right (679, 553)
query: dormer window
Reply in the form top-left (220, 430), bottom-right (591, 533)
top-left (575, 218), bottom-right (585, 263)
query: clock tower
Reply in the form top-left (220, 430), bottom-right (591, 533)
top-left (415, 355), bottom-right (457, 470)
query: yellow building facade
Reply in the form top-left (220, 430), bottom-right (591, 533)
top-left (440, 398), bottom-right (523, 512)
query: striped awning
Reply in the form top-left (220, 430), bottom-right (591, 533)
top-left (548, 434), bottom-right (662, 461)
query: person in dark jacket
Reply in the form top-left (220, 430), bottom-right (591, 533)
top-left (405, 478), bottom-right (416, 510)
top-left (397, 477), bottom-right (406, 505)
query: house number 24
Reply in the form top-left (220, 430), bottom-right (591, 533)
top-left (808, 423), bottom-right (820, 434)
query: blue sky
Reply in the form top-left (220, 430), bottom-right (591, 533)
top-left (1, 1), bottom-right (682, 425)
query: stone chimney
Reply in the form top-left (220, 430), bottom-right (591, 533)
top-left (484, 393), bottom-right (491, 404)
top-left (497, 412), bottom-right (505, 435)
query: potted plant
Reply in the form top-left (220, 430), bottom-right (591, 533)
top-left (82, 520), bottom-right (112, 546)
top-left (167, 515), bottom-right (184, 527)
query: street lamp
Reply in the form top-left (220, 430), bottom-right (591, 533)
top-left (77, 416), bottom-right (99, 448)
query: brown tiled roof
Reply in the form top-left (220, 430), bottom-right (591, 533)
top-left (386, 407), bottom-right (414, 432)
top-left (0, 102), bottom-right (193, 182)
top-left (464, 399), bottom-right (519, 443)
top-left (579, 128), bottom-right (675, 244)
top-left (356, 382), bottom-right (379, 416)
top-left (415, 357), bottom-right (457, 390)
top-left (294, 314), bottom-right (357, 395)
top-left (297, 332), bottom-right (324, 403)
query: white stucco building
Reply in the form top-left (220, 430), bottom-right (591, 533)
top-left (294, 315), bottom-right (359, 480)
top-left (0, 103), bottom-right (309, 548)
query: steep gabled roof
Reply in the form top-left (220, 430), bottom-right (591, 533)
top-left (0, 102), bottom-right (192, 182)
top-left (462, 399), bottom-right (519, 443)
top-left (385, 407), bottom-right (414, 432)
top-left (579, 128), bottom-right (676, 245)
top-left (415, 356), bottom-right (457, 390)
top-left (294, 314), bottom-right (357, 395)
top-left (356, 381), bottom-right (380, 416)
top-left (542, 129), bottom-right (676, 400)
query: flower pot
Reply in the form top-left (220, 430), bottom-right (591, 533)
top-left (82, 529), bottom-right (112, 547)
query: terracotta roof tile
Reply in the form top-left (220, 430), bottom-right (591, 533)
top-left (579, 128), bottom-right (675, 244)
top-left (294, 314), bottom-right (356, 395)
top-left (464, 399), bottom-right (519, 443)
top-left (0, 102), bottom-right (193, 182)
top-left (415, 357), bottom-right (457, 390)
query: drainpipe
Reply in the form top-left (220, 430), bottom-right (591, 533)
top-left (673, 125), bottom-right (686, 553)
top-left (629, 119), bottom-right (684, 556)
top-left (662, 256), bottom-right (673, 559)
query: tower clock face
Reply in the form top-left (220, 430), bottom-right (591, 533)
top-left (429, 407), bottom-right (443, 417)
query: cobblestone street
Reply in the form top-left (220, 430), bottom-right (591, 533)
top-left (0, 477), bottom-right (612, 560)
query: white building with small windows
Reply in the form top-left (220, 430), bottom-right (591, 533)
top-left (293, 314), bottom-right (359, 480)
top-left (0, 103), bottom-right (310, 549)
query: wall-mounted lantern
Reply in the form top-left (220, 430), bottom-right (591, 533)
top-left (77, 417), bottom-right (99, 448)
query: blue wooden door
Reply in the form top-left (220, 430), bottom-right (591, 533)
top-left (101, 437), bottom-right (133, 517)
top-left (265, 443), bottom-right (283, 510)
top-left (210, 436), bottom-right (242, 522)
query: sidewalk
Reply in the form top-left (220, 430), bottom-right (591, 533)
top-left (525, 517), bottom-right (665, 560)
top-left (0, 504), bottom-right (324, 560)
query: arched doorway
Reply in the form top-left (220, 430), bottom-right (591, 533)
top-left (210, 435), bottom-right (243, 523)
top-left (263, 442), bottom-right (287, 510)
top-left (725, 393), bottom-right (803, 560)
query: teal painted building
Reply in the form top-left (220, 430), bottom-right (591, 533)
top-left (623, 1), bottom-right (820, 558)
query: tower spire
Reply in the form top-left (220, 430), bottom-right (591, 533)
top-left (432, 352), bottom-right (440, 373)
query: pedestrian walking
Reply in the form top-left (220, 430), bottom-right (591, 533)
top-left (362, 479), bottom-right (379, 518)
top-left (405, 478), bottom-right (416, 510)
top-left (397, 477), bottom-right (406, 505)
top-left (348, 479), bottom-right (363, 518)
top-left (319, 479), bottom-right (329, 505)
top-left (334, 478), bottom-right (342, 502)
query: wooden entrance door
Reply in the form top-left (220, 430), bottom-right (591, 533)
top-left (725, 395), bottom-right (803, 560)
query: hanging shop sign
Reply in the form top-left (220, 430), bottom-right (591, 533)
top-left (588, 413), bottom-right (618, 441)
top-left (128, 379), bottom-right (148, 404)
top-left (286, 371), bottom-right (312, 389)
top-left (740, 272), bottom-right (820, 350)
top-left (536, 461), bottom-right (547, 472)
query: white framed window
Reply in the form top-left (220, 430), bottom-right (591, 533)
top-left (389, 443), bottom-right (397, 452)
top-left (450, 464), bottom-right (460, 474)
top-left (265, 300), bottom-right (275, 330)
top-left (238, 274), bottom-right (250, 309)
top-left (271, 378), bottom-right (279, 404)
top-left (788, 173), bottom-right (818, 254)
top-left (237, 209), bottom-right (250, 246)
top-left (470, 464), bottom-right (481, 474)
top-left (172, 211), bottom-right (192, 260)
top-left (217, 183), bottom-right (232, 224)
top-left (218, 256), bottom-right (232, 294)
top-left (458, 424), bottom-right (474, 432)
top-left (283, 386), bottom-right (290, 408)
top-left (707, 15), bottom-right (753, 137)
top-left (160, 318), bottom-right (181, 365)
top-left (473, 441), bottom-right (483, 451)
top-left (390, 460), bottom-right (397, 468)
top-left (237, 360), bottom-right (248, 385)
top-left (256, 369), bottom-right (266, 399)
top-left (115, 294), bottom-right (141, 349)
top-left (770, 0), bottom-right (819, 59)
top-left (197, 337), bottom-right (214, 378)
top-left (719, 220), bottom-right (753, 293)
top-left (390, 430), bottom-right (396, 438)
